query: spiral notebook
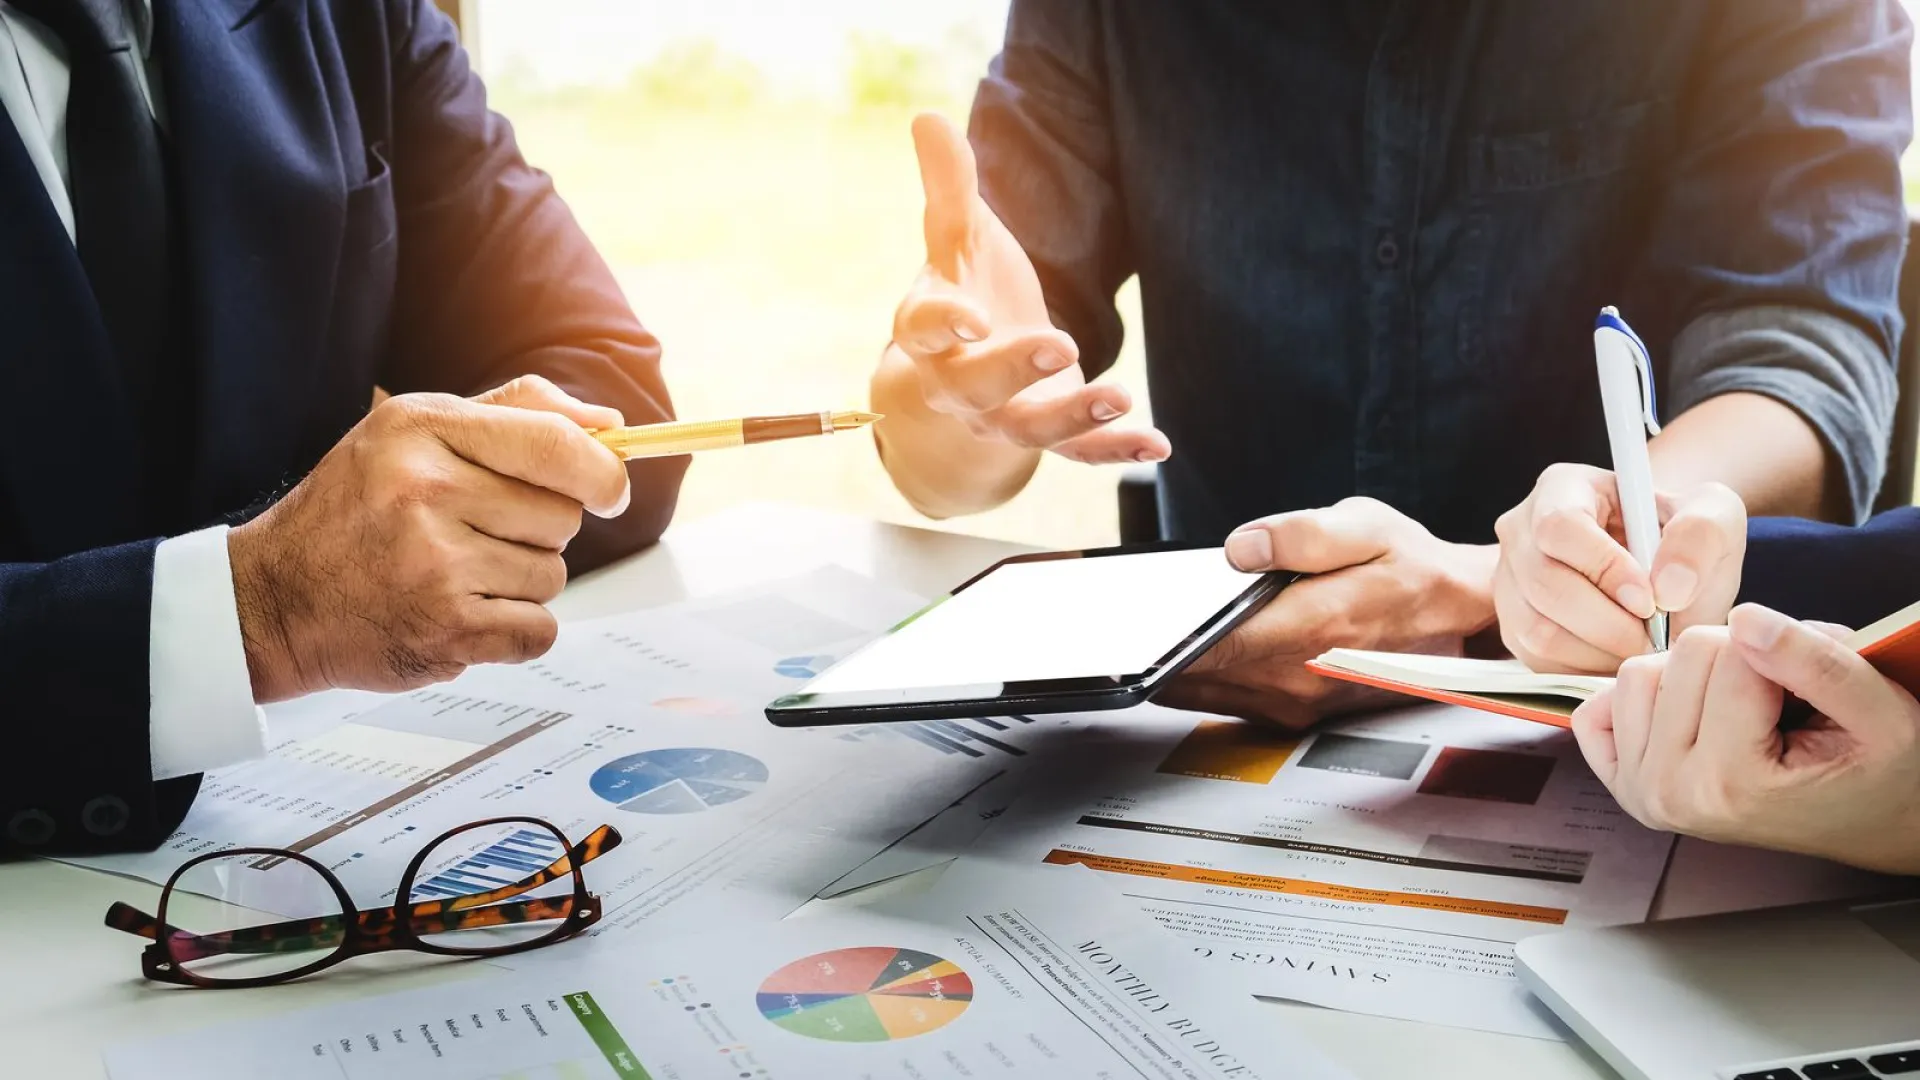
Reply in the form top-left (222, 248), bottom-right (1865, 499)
top-left (1307, 596), bottom-right (1920, 728)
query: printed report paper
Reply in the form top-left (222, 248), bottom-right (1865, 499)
top-left (969, 703), bottom-right (1676, 1039)
top-left (103, 863), bottom-right (1351, 1080)
top-left (66, 568), bottom-right (1078, 943)
top-left (817, 765), bottom-right (1027, 898)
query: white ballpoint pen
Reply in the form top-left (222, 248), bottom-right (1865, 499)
top-left (1593, 306), bottom-right (1668, 652)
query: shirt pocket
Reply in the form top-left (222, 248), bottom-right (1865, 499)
top-left (1455, 98), bottom-right (1672, 397)
top-left (1469, 98), bottom-right (1670, 194)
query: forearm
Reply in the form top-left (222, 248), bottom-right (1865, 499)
top-left (871, 344), bottom-right (1042, 518)
top-left (1650, 391), bottom-right (1834, 519)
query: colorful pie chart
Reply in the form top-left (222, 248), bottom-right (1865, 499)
top-left (756, 947), bottom-right (973, 1043)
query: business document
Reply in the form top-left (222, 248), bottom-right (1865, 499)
top-left (69, 568), bottom-right (1078, 942)
top-left (104, 863), bottom-right (1351, 1080)
top-left (969, 703), bottom-right (1675, 1038)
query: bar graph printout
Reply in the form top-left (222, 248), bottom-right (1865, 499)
top-left (65, 568), bottom-right (1080, 939)
top-left (968, 703), bottom-right (1676, 1040)
top-left (103, 864), bottom-right (1352, 1080)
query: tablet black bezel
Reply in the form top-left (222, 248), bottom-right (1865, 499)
top-left (763, 542), bottom-right (1292, 727)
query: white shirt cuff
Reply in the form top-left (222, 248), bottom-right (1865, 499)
top-left (149, 525), bottom-right (267, 780)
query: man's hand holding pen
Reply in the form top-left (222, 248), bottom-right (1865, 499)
top-left (227, 376), bottom-right (633, 703)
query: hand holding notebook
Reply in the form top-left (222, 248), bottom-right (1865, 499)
top-left (1309, 593), bottom-right (1920, 727)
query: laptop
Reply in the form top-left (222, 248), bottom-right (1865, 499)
top-left (1516, 898), bottom-right (1920, 1079)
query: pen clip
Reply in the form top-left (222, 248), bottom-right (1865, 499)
top-left (1598, 306), bottom-right (1662, 436)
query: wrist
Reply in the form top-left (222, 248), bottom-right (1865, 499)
top-left (1852, 806), bottom-right (1920, 876)
top-left (871, 345), bottom-right (1039, 518)
top-left (227, 517), bottom-right (311, 703)
top-left (1436, 542), bottom-right (1500, 639)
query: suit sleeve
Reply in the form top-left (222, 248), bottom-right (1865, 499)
top-left (378, 0), bottom-right (685, 573)
top-left (970, 0), bottom-right (1134, 378)
top-left (1740, 507), bottom-right (1920, 628)
top-left (0, 541), bottom-right (202, 857)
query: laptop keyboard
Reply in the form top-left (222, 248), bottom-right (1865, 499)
top-left (1728, 1042), bottom-right (1920, 1079)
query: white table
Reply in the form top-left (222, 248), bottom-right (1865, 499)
top-left (0, 503), bottom-right (1892, 1079)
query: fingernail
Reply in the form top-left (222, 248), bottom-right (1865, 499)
top-left (952, 322), bottom-right (981, 343)
top-left (607, 483), bottom-right (632, 519)
top-left (1730, 604), bottom-right (1792, 651)
top-left (1033, 350), bottom-right (1072, 373)
top-left (1091, 401), bottom-right (1122, 422)
top-left (1224, 529), bottom-right (1273, 571)
top-left (1616, 583), bottom-right (1655, 620)
top-left (1653, 565), bottom-right (1698, 611)
top-left (1134, 448), bottom-right (1166, 463)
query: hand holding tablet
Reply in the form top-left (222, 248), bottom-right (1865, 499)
top-left (765, 546), bottom-right (1287, 726)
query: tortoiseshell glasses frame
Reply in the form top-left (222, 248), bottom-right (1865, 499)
top-left (103, 816), bottom-right (622, 988)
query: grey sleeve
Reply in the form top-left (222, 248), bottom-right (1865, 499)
top-left (1666, 305), bottom-right (1899, 523)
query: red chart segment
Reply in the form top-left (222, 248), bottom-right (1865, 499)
top-left (757, 947), bottom-right (973, 1043)
top-left (757, 946), bottom-right (900, 996)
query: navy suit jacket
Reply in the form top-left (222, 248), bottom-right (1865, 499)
top-left (0, 0), bottom-right (685, 856)
top-left (1744, 508), bottom-right (1920, 629)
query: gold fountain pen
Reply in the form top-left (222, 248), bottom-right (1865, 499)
top-left (590, 410), bottom-right (881, 461)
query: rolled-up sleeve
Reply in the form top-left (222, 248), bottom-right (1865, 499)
top-left (1650, 0), bottom-right (1912, 522)
top-left (1667, 305), bottom-right (1897, 520)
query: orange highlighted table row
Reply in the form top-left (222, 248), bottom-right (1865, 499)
top-left (1043, 849), bottom-right (1570, 925)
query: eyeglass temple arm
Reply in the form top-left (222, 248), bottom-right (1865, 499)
top-left (104, 825), bottom-right (622, 960)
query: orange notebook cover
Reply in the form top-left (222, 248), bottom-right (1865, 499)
top-left (1303, 657), bottom-right (1587, 728)
top-left (1306, 595), bottom-right (1920, 729)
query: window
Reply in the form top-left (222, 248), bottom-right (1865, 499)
top-left (475, 0), bottom-right (1146, 550)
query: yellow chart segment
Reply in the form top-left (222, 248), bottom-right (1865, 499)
top-left (867, 994), bottom-right (971, 1039)
top-left (1157, 720), bottom-right (1300, 784)
top-left (873, 960), bottom-right (964, 991)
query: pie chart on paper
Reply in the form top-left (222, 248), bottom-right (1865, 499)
top-left (587, 748), bottom-right (769, 815)
top-left (756, 947), bottom-right (973, 1043)
top-left (774, 655), bottom-right (835, 679)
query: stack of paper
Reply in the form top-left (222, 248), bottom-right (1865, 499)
top-left (80, 562), bottom-right (1694, 1079)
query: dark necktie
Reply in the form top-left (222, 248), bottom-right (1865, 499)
top-left (10, 0), bottom-right (172, 412)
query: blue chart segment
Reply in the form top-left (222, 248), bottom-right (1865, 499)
top-left (589, 748), bottom-right (770, 815)
top-left (775, 655), bottom-right (834, 679)
top-left (412, 827), bottom-right (567, 900)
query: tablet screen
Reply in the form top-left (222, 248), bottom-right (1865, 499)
top-left (799, 548), bottom-right (1262, 695)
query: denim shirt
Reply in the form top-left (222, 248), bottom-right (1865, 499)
top-left (970, 0), bottom-right (1913, 543)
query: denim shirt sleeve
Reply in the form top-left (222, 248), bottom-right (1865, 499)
top-left (1649, 0), bottom-right (1913, 521)
top-left (969, 0), bottom-right (1136, 379)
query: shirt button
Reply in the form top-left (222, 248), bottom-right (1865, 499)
top-left (7, 809), bottom-right (56, 847)
top-left (1375, 233), bottom-right (1401, 268)
top-left (82, 795), bottom-right (131, 837)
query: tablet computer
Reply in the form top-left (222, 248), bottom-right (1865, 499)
top-left (764, 544), bottom-right (1289, 726)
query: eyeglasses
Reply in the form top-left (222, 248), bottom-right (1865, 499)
top-left (104, 816), bottom-right (620, 988)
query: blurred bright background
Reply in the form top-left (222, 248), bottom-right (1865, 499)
top-left (460, 1), bottom-right (1920, 550)
top-left (465, 0), bottom-right (1134, 551)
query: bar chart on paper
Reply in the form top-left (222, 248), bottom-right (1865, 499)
top-left (412, 827), bottom-right (570, 901)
